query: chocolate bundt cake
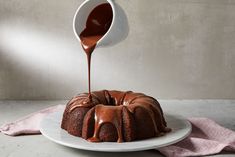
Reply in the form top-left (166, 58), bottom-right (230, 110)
top-left (61, 90), bottom-right (170, 142)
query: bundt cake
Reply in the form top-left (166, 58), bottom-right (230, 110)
top-left (61, 90), bottom-right (171, 142)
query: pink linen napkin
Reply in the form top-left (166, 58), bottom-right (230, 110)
top-left (0, 105), bottom-right (235, 157)
top-left (158, 118), bottom-right (235, 157)
top-left (0, 105), bottom-right (64, 136)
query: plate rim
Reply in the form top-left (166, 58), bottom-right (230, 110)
top-left (40, 111), bottom-right (192, 152)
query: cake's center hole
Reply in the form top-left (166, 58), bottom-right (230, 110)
top-left (108, 97), bottom-right (123, 106)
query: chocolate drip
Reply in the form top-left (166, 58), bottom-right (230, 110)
top-left (79, 3), bottom-right (113, 101)
top-left (88, 105), bottom-right (124, 142)
top-left (64, 90), bottom-right (171, 142)
top-left (66, 90), bottom-right (170, 142)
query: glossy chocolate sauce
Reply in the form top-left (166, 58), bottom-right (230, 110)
top-left (88, 104), bottom-right (124, 142)
top-left (67, 90), bottom-right (170, 142)
top-left (79, 3), bottom-right (113, 101)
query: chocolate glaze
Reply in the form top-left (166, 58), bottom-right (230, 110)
top-left (67, 90), bottom-right (171, 142)
top-left (79, 3), bottom-right (113, 101)
top-left (88, 105), bottom-right (124, 142)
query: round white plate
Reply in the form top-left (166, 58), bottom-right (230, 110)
top-left (40, 109), bottom-right (191, 152)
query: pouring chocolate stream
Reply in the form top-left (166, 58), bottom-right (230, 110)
top-left (79, 3), bottom-right (113, 101)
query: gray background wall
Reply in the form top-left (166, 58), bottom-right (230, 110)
top-left (0, 0), bottom-right (235, 100)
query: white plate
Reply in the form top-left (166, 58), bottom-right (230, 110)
top-left (40, 109), bottom-right (191, 152)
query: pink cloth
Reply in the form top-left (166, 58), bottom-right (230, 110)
top-left (0, 105), bottom-right (64, 136)
top-left (0, 105), bottom-right (235, 157)
top-left (158, 118), bottom-right (235, 157)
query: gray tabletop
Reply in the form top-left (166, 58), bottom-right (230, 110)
top-left (0, 100), bottom-right (235, 157)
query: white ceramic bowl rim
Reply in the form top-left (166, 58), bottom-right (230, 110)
top-left (73, 0), bottom-right (116, 45)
